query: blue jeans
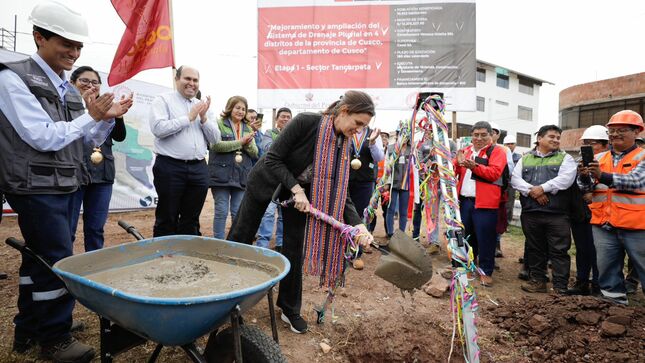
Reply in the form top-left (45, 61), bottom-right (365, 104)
top-left (412, 190), bottom-right (440, 244)
top-left (256, 202), bottom-right (283, 248)
top-left (71, 183), bottom-right (113, 251)
top-left (5, 194), bottom-right (76, 346)
top-left (212, 187), bottom-right (245, 239)
top-left (385, 188), bottom-right (410, 236)
top-left (592, 226), bottom-right (645, 302)
top-left (460, 197), bottom-right (498, 276)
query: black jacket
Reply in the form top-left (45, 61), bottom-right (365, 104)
top-left (246, 112), bottom-right (362, 226)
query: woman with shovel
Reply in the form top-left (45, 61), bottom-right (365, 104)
top-left (227, 90), bottom-right (375, 334)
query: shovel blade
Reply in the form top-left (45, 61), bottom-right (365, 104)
top-left (375, 230), bottom-right (433, 290)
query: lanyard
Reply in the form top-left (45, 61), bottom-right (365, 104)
top-left (351, 129), bottom-right (368, 157)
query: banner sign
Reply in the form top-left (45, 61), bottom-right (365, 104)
top-left (258, 0), bottom-right (476, 111)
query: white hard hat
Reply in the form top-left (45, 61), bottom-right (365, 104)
top-left (489, 122), bottom-right (501, 133)
top-left (580, 125), bottom-right (609, 141)
top-left (29, 1), bottom-right (90, 43)
top-left (504, 134), bottom-right (517, 144)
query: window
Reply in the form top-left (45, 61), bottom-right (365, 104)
top-left (477, 96), bottom-right (485, 112)
top-left (518, 78), bottom-right (534, 95)
top-left (495, 100), bottom-right (509, 106)
top-left (447, 123), bottom-right (473, 139)
top-left (476, 68), bottom-right (486, 82)
top-left (517, 133), bottom-right (531, 147)
top-left (496, 74), bottom-right (509, 89)
top-left (518, 105), bottom-right (533, 121)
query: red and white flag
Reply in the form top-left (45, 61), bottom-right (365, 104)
top-left (108, 0), bottom-right (175, 86)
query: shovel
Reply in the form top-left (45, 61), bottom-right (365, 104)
top-left (374, 230), bottom-right (433, 290)
top-left (271, 185), bottom-right (433, 291)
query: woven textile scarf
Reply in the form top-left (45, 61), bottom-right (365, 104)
top-left (303, 115), bottom-right (351, 288)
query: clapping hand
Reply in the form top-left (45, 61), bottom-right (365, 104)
top-left (198, 96), bottom-right (211, 123)
top-left (368, 128), bottom-right (381, 145)
top-left (189, 99), bottom-right (210, 122)
top-left (84, 90), bottom-right (114, 121)
top-left (104, 92), bottom-right (134, 119)
top-left (241, 132), bottom-right (256, 145)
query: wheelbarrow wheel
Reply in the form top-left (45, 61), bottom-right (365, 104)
top-left (204, 325), bottom-right (287, 363)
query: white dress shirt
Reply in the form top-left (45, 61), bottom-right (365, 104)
top-left (511, 150), bottom-right (577, 196)
top-left (459, 146), bottom-right (481, 197)
top-left (149, 91), bottom-right (221, 160)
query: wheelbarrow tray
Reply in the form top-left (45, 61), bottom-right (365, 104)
top-left (52, 235), bottom-right (290, 346)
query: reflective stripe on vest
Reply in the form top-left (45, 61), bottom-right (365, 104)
top-left (589, 147), bottom-right (645, 230)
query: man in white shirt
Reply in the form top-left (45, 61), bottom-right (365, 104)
top-left (149, 66), bottom-right (220, 236)
top-left (511, 125), bottom-right (577, 294)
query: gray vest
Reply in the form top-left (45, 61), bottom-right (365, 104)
top-left (519, 150), bottom-right (570, 214)
top-left (0, 58), bottom-right (88, 195)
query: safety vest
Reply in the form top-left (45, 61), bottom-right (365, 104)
top-left (589, 147), bottom-right (645, 230)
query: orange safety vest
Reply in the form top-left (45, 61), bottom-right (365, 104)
top-left (589, 147), bottom-right (645, 230)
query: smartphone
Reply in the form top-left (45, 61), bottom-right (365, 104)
top-left (580, 145), bottom-right (594, 166)
top-left (257, 113), bottom-right (264, 122)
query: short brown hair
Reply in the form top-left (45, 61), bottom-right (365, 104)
top-left (323, 90), bottom-right (375, 117)
top-left (220, 96), bottom-right (248, 120)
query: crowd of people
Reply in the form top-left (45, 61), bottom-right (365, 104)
top-left (0, 2), bottom-right (643, 363)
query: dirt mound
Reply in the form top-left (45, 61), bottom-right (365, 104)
top-left (338, 312), bottom-right (459, 363)
top-left (487, 295), bottom-right (645, 362)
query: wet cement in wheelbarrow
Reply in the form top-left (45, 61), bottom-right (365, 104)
top-left (86, 255), bottom-right (277, 298)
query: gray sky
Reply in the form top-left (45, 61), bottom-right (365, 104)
top-left (1, 0), bottom-right (644, 131)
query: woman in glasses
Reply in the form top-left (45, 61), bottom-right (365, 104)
top-left (69, 66), bottom-right (127, 251)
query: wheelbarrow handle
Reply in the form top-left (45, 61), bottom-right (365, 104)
top-left (5, 237), bottom-right (56, 272)
top-left (118, 220), bottom-right (145, 241)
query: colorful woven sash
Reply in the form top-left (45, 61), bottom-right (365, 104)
top-left (303, 115), bottom-right (351, 288)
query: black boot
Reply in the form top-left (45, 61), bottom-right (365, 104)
top-left (566, 280), bottom-right (590, 296)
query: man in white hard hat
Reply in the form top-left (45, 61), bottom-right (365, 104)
top-left (565, 125), bottom-right (608, 296)
top-left (0, 2), bottom-right (132, 361)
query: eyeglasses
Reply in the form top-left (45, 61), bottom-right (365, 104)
top-left (77, 78), bottom-right (101, 86)
top-left (582, 140), bottom-right (600, 145)
top-left (607, 128), bottom-right (634, 135)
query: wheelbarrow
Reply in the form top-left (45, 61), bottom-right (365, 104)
top-left (6, 221), bottom-right (291, 363)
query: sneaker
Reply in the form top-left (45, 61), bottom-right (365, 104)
top-left (426, 244), bottom-right (440, 255)
top-left (517, 269), bottom-right (529, 281)
top-left (13, 337), bottom-right (36, 354)
top-left (565, 280), bottom-right (590, 296)
top-left (40, 337), bottom-right (95, 363)
top-left (495, 249), bottom-right (504, 258)
top-left (521, 280), bottom-right (547, 293)
top-left (352, 258), bottom-right (364, 270)
top-left (480, 275), bottom-right (493, 287)
top-left (281, 313), bottom-right (308, 334)
top-left (625, 280), bottom-right (638, 295)
top-left (600, 294), bottom-right (628, 305)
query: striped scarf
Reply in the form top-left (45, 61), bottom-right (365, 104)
top-left (303, 115), bottom-right (351, 288)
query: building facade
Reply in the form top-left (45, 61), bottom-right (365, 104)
top-left (453, 60), bottom-right (550, 150)
top-left (559, 72), bottom-right (645, 151)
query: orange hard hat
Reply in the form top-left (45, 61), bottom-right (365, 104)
top-left (606, 110), bottom-right (644, 132)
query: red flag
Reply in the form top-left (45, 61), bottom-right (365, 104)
top-left (108, 0), bottom-right (175, 86)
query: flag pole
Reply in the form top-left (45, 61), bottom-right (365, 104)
top-left (168, 0), bottom-right (177, 89)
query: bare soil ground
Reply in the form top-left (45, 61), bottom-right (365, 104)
top-left (0, 196), bottom-right (643, 362)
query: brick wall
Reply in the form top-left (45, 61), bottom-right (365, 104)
top-left (559, 73), bottom-right (645, 110)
